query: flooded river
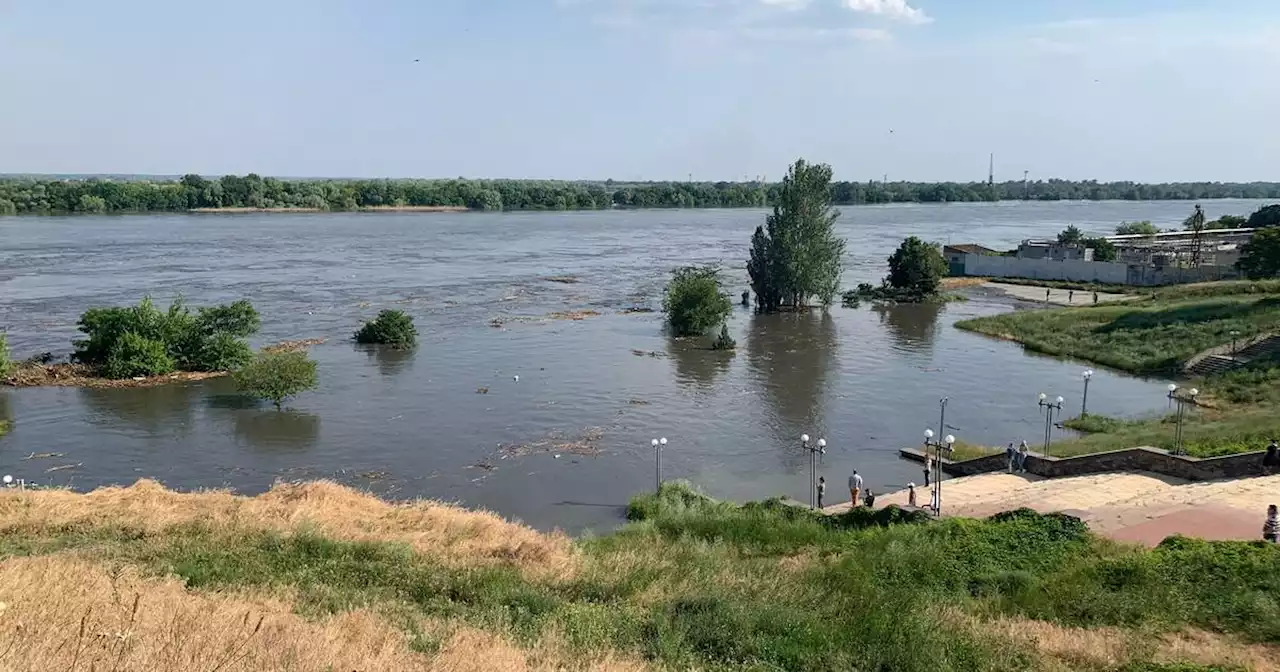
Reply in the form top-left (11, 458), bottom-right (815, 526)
top-left (0, 200), bottom-right (1269, 532)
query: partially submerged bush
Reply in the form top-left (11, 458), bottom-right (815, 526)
top-left (73, 297), bottom-right (259, 378)
top-left (233, 350), bottom-right (318, 409)
top-left (663, 266), bottom-right (733, 337)
top-left (354, 310), bottom-right (417, 347)
top-left (0, 332), bottom-right (11, 379)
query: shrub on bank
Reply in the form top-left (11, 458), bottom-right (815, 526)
top-left (73, 297), bottom-right (259, 378)
top-left (354, 310), bottom-right (417, 348)
top-left (233, 350), bottom-right (318, 410)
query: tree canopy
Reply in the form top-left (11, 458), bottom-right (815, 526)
top-left (886, 237), bottom-right (947, 298)
top-left (1238, 228), bottom-right (1280, 279)
top-left (662, 266), bottom-right (733, 338)
top-left (2, 174), bottom-right (1279, 215)
top-left (1057, 225), bottom-right (1085, 246)
top-left (1116, 221), bottom-right (1160, 236)
top-left (747, 159), bottom-right (846, 311)
top-left (233, 350), bottom-right (319, 410)
top-left (355, 310), bottom-right (418, 348)
top-left (1248, 204), bottom-right (1280, 229)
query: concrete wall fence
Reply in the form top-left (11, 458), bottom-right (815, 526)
top-left (900, 446), bottom-right (1268, 481)
top-left (960, 254), bottom-right (1239, 287)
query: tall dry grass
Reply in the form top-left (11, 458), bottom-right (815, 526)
top-left (0, 480), bottom-right (577, 580)
top-left (0, 555), bottom-right (645, 672)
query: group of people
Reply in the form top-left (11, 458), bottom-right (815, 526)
top-left (1005, 441), bottom-right (1031, 473)
top-left (815, 471), bottom-right (877, 509)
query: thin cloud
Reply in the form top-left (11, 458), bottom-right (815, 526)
top-left (842, 0), bottom-right (931, 24)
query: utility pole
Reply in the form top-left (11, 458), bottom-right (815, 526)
top-left (988, 153), bottom-right (994, 188)
top-left (1023, 170), bottom-right (1030, 200)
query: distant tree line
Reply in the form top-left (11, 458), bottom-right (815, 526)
top-left (2, 174), bottom-right (1280, 215)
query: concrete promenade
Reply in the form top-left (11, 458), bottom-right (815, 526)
top-left (822, 471), bottom-right (1280, 546)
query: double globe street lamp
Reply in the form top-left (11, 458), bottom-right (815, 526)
top-left (650, 437), bottom-right (668, 491)
top-left (1038, 393), bottom-right (1065, 456)
top-left (1166, 385), bottom-right (1199, 455)
top-left (923, 429), bottom-right (955, 516)
top-left (801, 434), bottom-right (826, 509)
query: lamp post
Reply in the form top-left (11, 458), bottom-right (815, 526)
top-left (1038, 393), bottom-right (1065, 455)
top-left (650, 437), bottom-right (668, 491)
top-left (1166, 385), bottom-right (1199, 455)
top-left (1081, 369), bottom-right (1094, 417)
top-left (923, 429), bottom-right (955, 516)
top-left (1230, 330), bottom-right (1241, 362)
top-left (936, 397), bottom-right (949, 439)
top-left (801, 434), bottom-right (827, 509)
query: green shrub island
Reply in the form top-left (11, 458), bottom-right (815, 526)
top-left (233, 350), bottom-right (318, 410)
top-left (72, 297), bottom-right (260, 379)
top-left (0, 332), bottom-right (12, 379)
top-left (354, 309), bottom-right (418, 348)
top-left (663, 266), bottom-right (733, 337)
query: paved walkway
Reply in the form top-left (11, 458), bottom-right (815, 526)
top-left (823, 471), bottom-right (1279, 546)
top-left (984, 282), bottom-right (1140, 307)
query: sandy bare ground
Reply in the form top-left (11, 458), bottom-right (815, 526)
top-left (983, 282), bottom-right (1142, 306)
top-left (825, 471), bottom-right (1279, 545)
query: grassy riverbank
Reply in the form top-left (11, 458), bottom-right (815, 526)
top-left (0, 480), bottom-right (1274, 671)
top-left (956, 281), bottom-right (1280, 457)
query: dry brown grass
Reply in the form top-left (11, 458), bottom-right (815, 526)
top-left (948, 608), bottom-right (1280, 671)
top-left (0, 480), bottom-right (578, 580)
top-left (0, 555), bottom-right (644, 672)
top-left (4, 363), bottom-right (227, 389)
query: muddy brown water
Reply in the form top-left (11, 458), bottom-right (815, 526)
top-left (0, 200), bottom-right (1269, 532)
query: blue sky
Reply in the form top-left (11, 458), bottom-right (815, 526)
top-left (1, 0), bottom-right (1277, 182)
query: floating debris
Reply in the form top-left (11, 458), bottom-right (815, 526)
top-left (469, 461), bottom-right (496, 472)
top-left (630, 349), bottom-right (666, 358)
top-left (622, 307), bottom-right (655, 314)
top-left (45, 463), bottom-right (82, 473)
top-left (358, 470), bottom-right (389, 480)
top-left (22, 452), bottom-right (63, 461)
top-left (544, 275), bottom-right (580, 284)
top-left (628, 399), bottom-right (651, 406)
top-left (500, 427), bottom-right (604, 458)
top-left (263, 338), bottom-right (327, 354)
top-left (476, 387), bottom-right (489, 394)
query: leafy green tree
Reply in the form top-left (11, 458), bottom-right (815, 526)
top-left (886, 237), bottom-right (947, 298)
top-left (1247, 204), bottom-right (1280, 229)
top-left (1238, 227), bottom-right (1280, 279)
top-left (102, 332), bottom-right (175, 379)
top-left (76, 194), bottom-right (107, 213)
top-left (1210, 214), bottom-right (1247, 229)
top-left (355, 309), bottom-right (418, 347)
top-left (1115, 221), bottom-right (1160, 236)
top-left (1057, 225), bottom-right (1085, 246)
top-left (1084, 237), bottom-right (1118, 262)
top-left (0, 199), bottom-right (16, 216)
top-left (73, 297), bottom-right (259, 378)
top-left (233, 350), bottom-right (319, 410)
top-left (663, 266), bottom-right (733, 337)
top-left (746, 159), bottom-right (846, 311)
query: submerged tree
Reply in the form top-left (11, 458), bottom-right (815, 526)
top-left (886, 237), bottom-right (947, 299)
top-left (663, 266), bottom-right (733, 337)
top-left (233, 350), bottom-right (319, 410)
top-left (747, 159), bottom-right (846, 311)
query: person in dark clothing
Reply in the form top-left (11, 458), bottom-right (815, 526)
top-left (1093, 291), bottom-right (1099, 305)
top-left (817, 476), bottom-right (826, 509)
top-left (1264, 439), bottom-right (1279, 475)
top-left (1265, 504), bottom-right (1278, 543)
top-left (922, 455), bottom-right (932, 487)
top-left (1068, 290), bottom-right (1074, 303)
top-left (863, 489), bottom-right (876, 508)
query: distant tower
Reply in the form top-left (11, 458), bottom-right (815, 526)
top-left (1023, 170), bottom-right (1030, 200)
top-left (988, 153), bottom-right (994, 188)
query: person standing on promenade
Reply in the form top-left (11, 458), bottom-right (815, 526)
top-left (849, 470), bottom-right (863, 508)
top-left (1068, 290), bottom-right (1074, 303)
top-left (907, 482), bottom-right (917, 508)
top-left (923, 455), bottom-right (932, 487)
top-left (1045, 288), bottom-right (1051, 303)
top-left (1264, 439), bottom-right (1279, 475)
top-left (817, 476), bottom-right (826, 509)
top-left (1017, 441), bottom-right (1030, 473)
top-left (1265, 504), bottom-right (1278, 543)
top-left (1006, 442), bottom-right (1017, 473)
top-left (1093, 291), bottom-right (1099, 305)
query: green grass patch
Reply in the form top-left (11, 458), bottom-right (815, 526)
top-left (6, 484), bottom-right (1278, 670)
top-left (1047, 407), bottom-right (1278, 458)
top-left (956, 295), bottom-right (1280, 375)
top-left (1062, 414), bottom-right (1137, 434)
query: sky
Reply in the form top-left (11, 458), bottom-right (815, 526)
top-left (1, 0), bottom-right (1278, 182)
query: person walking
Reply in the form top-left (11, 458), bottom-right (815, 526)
top-left (1017, 441), bottom-right (1030, 473)
top-left (1005, 442), bottom-right (1017, 473)
top-left (817, 476), bottom-right (826, 509)
top-left (1093, 291), bottom-right (1099, 305)
top-left (848, 470), bottom-right (863, 508)
top-left (1045, 288), bottom-right (1051, 303)
top-left (1264, 504), bottom-right (1278, 543)
top-left (1068, 290), bottom-right (1074, 303)
top-left (1264, 439), bottom-right (1279, 476)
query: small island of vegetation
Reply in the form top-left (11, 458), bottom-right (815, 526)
top-left (354, 309), bottom-right (418, 349)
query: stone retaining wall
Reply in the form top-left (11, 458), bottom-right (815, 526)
top-left (899, 446), bottom-right (1268, 481)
